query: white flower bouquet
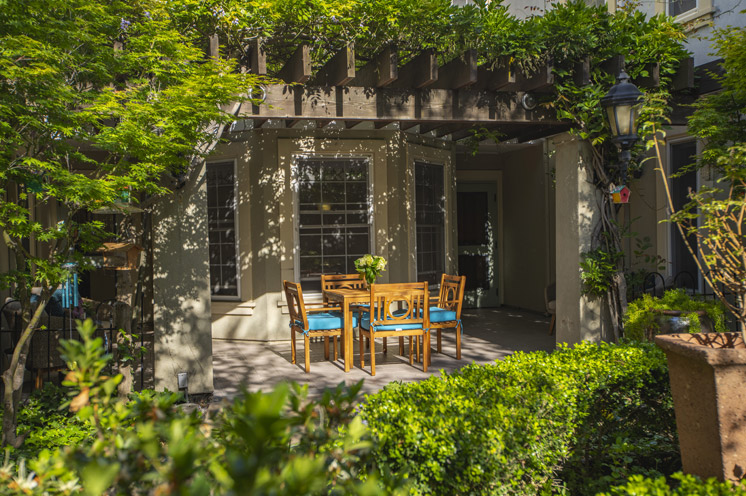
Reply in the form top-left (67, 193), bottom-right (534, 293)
top-left (354, 254), bottom-right (387, 286)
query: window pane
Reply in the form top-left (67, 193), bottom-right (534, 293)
top-left (669, 0), bottom-right (696, 15)
top-left (296, 158), bottom-right (372, 289)
top-left (415, 161), bottom-right (445, 285)
top-left (207, 161), bottom-right (239, 297)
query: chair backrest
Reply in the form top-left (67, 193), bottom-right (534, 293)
top-left (368, 282), bottom-right (429, 329)
top-left (545, 282), bottom-right (556, 310)
top-left (283, 280), bottom-right (308, 329)
top-left (321, 273), bottom-right (366, 291)
top-left (437, 274), bottom-right (466, 318)
top-left (321, 274), bottom-right (366, 302)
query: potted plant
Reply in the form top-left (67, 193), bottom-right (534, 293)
top-left (354, 254), bottom-right (387, 286)
top-left (646, 24), bottom-right (746, 482)
top-left (624, 289), bottom-right (727, 342)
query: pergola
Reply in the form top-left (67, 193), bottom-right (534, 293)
top-left (213, 37), bottom-right (696, 141)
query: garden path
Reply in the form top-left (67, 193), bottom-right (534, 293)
top-left (212, 307), bottom-right (555, 401)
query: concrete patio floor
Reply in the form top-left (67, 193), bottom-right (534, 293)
top-left (212, 307), bottom-right (556, 401)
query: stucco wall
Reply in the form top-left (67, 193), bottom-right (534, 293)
top-left (152, 161), bottom-right (215, 394)
top-left (456, 142), bottom-right (554, 313)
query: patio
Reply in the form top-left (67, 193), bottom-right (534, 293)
top-left (212, 306), bottom-right (555, 401)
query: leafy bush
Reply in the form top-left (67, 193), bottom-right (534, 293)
top-left (0, 320), bottom-right (407, 495)
top-left (600, 472), bottom-right (746, 495)
top-left (624, 288), bottom-right (727, 341)
top-left (580, 248), bottom-right (624, 299)
top-left (12, 384), bottom-right (95, 461)
top-left (362, 341), bottom-right (678, 496)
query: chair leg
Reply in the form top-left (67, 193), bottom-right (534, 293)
top-left (408, 337), bottom-right (413, 365)
top-left (370, 336), bottom-right (376, 376)
top-left (456, 323), bottom-right (462, 360)
top-left (304, 334), bottom-right (311, 373)
top-left (399, 336), bottom-right (404, 355)
top-left (291, 330), bottom-right (297, 364)
top-left (549, 314), bottom-right (556, 336)
top-left (359, 328), bottom-right (365, 369)
top-left (415, 334), bottom-right (420, 363)
top-left (324, 336), bottom-right (330, 360)
top-left (35, 369), bottom-right (43, 390)
top-left (437, 329), bottom-right (442, 354)
top-left (423, 334), bottom-right (430, 373)
top-left (383, 337), bottom-right (387, 354)
top-left (333, 336), bottom-right (338, 361)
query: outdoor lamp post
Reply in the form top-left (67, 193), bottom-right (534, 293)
top-left (601, 70), bottom-right (643, 182)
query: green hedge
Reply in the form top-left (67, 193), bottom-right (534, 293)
top-left (602, 473), bottom-right (746, 495)
top-left (362, 341), bottom-right (679, 495)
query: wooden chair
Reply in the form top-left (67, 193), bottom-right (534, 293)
top-left (321, 273), bottom-right (366, 297)
top-left (430, 274), bottom-right (466, 360)
top-left (284, 280), bottom-right (353, 373)
top-left (358, 282), bottom-right (430, 376)
top-left (545, 282), bottom-right (556, 335)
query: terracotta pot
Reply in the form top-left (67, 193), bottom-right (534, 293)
top-left (655, 332), bottom-right (746, 481)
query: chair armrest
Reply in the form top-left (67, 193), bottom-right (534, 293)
top-left (306, 306), bottom-right (342, 313)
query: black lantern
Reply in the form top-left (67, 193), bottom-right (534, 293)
top-left (601, 70), bottom-right (642, 181)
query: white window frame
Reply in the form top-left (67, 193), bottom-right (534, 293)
top-left (207, 159), bottom-right (241, 301)
top-left (291, 153), bottom-right (375, 292)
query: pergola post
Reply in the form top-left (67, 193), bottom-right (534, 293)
top-left (552, 133), bottom-right (613, 344)
top-left (152, 161), bottom-right (215, 394)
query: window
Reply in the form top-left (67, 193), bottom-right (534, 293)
top-left (297, 157), bottom-right (371, 292)
top-left (669, 141), bottom-right (699, 291)
top-left (207, 161), bottom-right (239, 297)
top-left (415, 161), bottom-right (445, 285)
top-left (668, 0), bottom-right (696, 16)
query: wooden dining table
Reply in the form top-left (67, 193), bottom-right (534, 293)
top-left (323, 288), bottom-right (370, 372)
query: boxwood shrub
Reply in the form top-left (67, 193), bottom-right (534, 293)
top-left (362, 341), bottom-right (679, 495)
top-left (601, 473), bottom-right (746, 495)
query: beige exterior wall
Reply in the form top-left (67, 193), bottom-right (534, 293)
top-left (152, 160), bottom-right (215, 394)
top-left (456, 142), bottom-right (554, 313)
top-left (208, 128), bottom-right (456, 341)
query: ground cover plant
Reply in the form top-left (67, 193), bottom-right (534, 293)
top-left (362, 341), bottom-right (679, 495)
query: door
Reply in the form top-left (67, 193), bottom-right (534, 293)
top-left (457, 182), bottom-right (499, 307)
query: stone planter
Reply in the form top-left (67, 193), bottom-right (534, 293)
top-left (652, 309), bottom-right (713, 338)
top-left (654, 332), bottom-right (746, 481)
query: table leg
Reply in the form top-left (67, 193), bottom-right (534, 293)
top-left (343, 299), bottom-right (352, 372)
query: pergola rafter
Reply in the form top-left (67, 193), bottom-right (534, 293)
top-left (221, 36), bottom-right (695, 143)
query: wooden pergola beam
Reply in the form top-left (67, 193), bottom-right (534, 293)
top-left (601, 55), bottom-right (625, 77)
top-left (432, 50), bottom-right (478, 89)
top-left (247, 37), bottom-right (267, 75)
top-left (635, 62), bottom-right (660, 88)
top-left (245, 85), bottom-right (563, 125)
top-left (209, 34), bottom-right (220, 61)
top-left (476, 57), bottom-right (518, 92)
top-left (352, 46), bottom-right (398, 87)
top-left (391, 49), bottom-right (438, 89)
top-left (673, 57), bottom-right (694, 91)
top-left (419, 123), bottom-right (441, 134)
top-left (574, 58), bottom-right (590, 87)
top-left (311, 44), bottom-right (356, 86)
top-left (519, 62), bottom-right (554, 92)
top-left (278, 45), bottom-right (312, 84)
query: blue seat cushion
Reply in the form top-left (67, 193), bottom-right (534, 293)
top-left (361, 313), bottom-right (423, 332)
top-left (303, 311), bottom-right (357, 331)
top-left (429, 306), bottom-right (457, 323)
top-left (391, 307), bottom-right (457, 323)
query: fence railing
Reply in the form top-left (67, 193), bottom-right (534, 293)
top-left (0, 299), bottom-right (150, 391)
